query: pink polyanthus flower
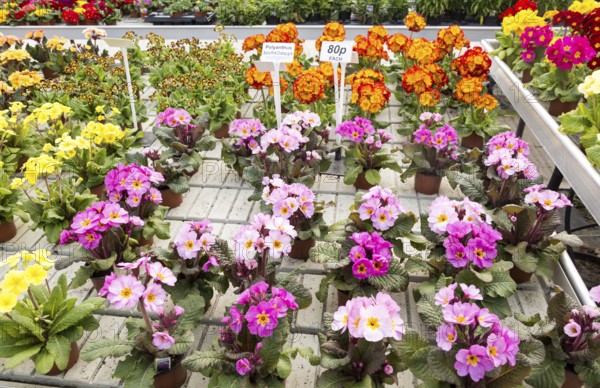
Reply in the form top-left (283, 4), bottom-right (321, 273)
top-left (71, 210), bottom-right (100, 233)
top-left (590, 285), bottom-right (600, 303)
top-left (229, 306), bottom-right (243, 333)
top-left (349, 246), bottom-right (367, 262)
top-left (476, 308), bottom-right (499, 328)
top-left (467, 238), bottom-right (496, 268)
top-left (447, 221), bottom-right (472, 239)
top-left (332, 303), bottom-right (351, 332)
top-left (98, 272), bottom-right (117, 297)
top-left (375, 292), bottom-right (401, 316)
top-left (546, 36), bottom-right (596, 71)
top-left (564, 319), bottom-right (582, 337)
top-left (148, 188), bottom-right (162, 204)
top-left (246, 301), bottom-right (278, 337)
top-left (435, 283), bottom-right (458, 307)
top-left (143, 283), bottom-right (166, 314)
top-left (436, 323), bottom-right (457, 351)
top-left (236, 358), bottom-right (253, 376)
top-left (201, 256), bottom-right (219, 272)
top-left (460, 284), bottom-right (483, 301)
top-left (445, 238), bottom-right (469, 268)
top-left (383, 364), bottom-right (394, 375)
top-left (371, 256), bottom-right (390, 276)
top-left (174, 230), bottom-right (202, 259)
top-left (413, 126), bottom-right (432, 144)
top-left (106, 274), bottom-right (145, 309)
top-left (265, 229), bottom-right (292, 259)
top-left (372, 207), bottom-right (395, 230)
top-left (494, 326), bottom-right (520, 366)
top-left (358, 304), bottom-right (394, 342)
top-left (431, 132), bottom-right (449, 151)
top-left (455, 345), bottom-right (495, 382)
top-left (428, 201), bottom-right (459, 235)
top-left (443, 302), bottom-right (479, 325)
top-left (537, 189), bottom-right (561, 211)
top-left (146, 262), bottom-right (177, 286)
top-left (271, 287), bottom-right (298, 310)
top-left (78, 231), bottom-right (102, 250)
top-left (352, 258), bottom-right (373, 279)
top-left (152, 331), bottom-right (176, 350)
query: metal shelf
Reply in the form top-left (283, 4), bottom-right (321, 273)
top-left (482, 39), bottom-right (596, 307)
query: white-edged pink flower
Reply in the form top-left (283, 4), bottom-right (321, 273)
top-left (152, 331), bottom-right (175, 350)
top-left (146, 262), bottom-right (176, 286)
top-left (106, 274), bottom-right (145, 309)
top-left (358, 305), bottom-right (393, 342)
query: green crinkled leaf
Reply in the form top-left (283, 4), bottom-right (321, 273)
top-left (167, 330), bottom-right (194, 355)
top-left (575, 359), bottom-right (600, 387)
top-left (483, 271), bottom-right (517, 298)
top-left (80, 338), bottom-right (134, 361)
top-left (5, 344), bottom-right (43, 369)
top-left (276, 353), bottom-right (292, 379)
top-left (452, 172), bottom-right (487, 204)
top-left (365, 169), bottom-right (381, 185)
top-left (260, 318), bottom-right (289, 375)
top-left (517, 339), bottom-right (546, 367)
top-left (487, 365), bottom-right (532, 388)
top-left (416, 294), bottom-right (444, 327)
top-left (34, 348), bottom-right (54, 375)
top-left (550, 231), bottom-right (583, 247)
top-left (427, 348), bottom-right (461, 385)
top-left (46, 335), bottom-right (71, 370)
top-left (482, 296), bottom-right (512, 319)
top-left (526, 357), bottom-right (565, 388)
top-left (50, 297), bottom-right (105, 336)
top-left (208, 374), bottom-right (250, 388)
top-left (367, 258), bottom-right (409, 293)
top-left (309, 242), bottom-right (341, 264)
top-left (69, 264), bottom-right (96, 289)
top-left (344, 165), bottom-right (363, 185)
top-left (547, 291), bottom-right (579, 328)
top-left (316, 370), bottom-right (355, 388)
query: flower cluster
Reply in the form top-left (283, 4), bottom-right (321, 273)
top-left (7, 70), bottom-right (42, 89)
top-left (0, 250), bottom-right (52, 313)
top-left (348, 231), bottom-right (394, 279)
top-left (579, 69), bottom-right (600, 98)
top-left (357, 186), bottom-right (406, 231)
top-left (292, 68), bottom-right (326, 104)
top-left (315, 21), bottom-right (345, 52)
top-left (405, 38), bottom-right (443, 65)
top-left (242, 34), bottom-right (265, 53)
top-left (546, 35), bottom-right (596, 71)
top-left (99, 256), bottom-right (184, 351)
top-left (451, 47), bottom-right (492, 79)
top-left (484, 131), bottom-right (538, 180)
top-left (386, 33), bottom-right (410, 53)
top-left (499, 0), bottom-right (537, 19)
top-left (413, 119), bottom-right (459, 153)
top-left (262, 181), bottom-right (315, 221)
top-left (155, 107), bottom-right (193, 128)
top-left (501, 9), bottom-right (546, 37)
top-left (453, 76), bottom-right (484, 105)
top-left (228, 118), bottom-right (267, 155)
top-left (233, 212), bottom-right (298, 269)
top-left (259, 110), bottom-right (320, 154)
top-left (59, 200), bottom-right (144, 251)
top-left (519, 25), bottom-right (553, 63)
top-left (104, 163), bottom-right (164, 207)
top-left (265, 23), bottom-right (304, 57)
top-left (523, 185), bottom-right (573, 211)
top-left (349, 69), bottom-right (391, 114)
top-left (434, 283), bottom-right (520, 382)
top-left (173, 220), bottom-right (217, 265)
top-left (405, 12), bottom-right (426, 32)
top-left (560, 304), bottom-right (600, 357)
top-left (437, 25), bottom-right (470, 54)
top-left (354, 25), bottom-right (389, 61)
top-left (332, 292), bottom-right (404, 342)
top-left (428, 196), bottom-right (501, 269)
top-left (335, 116), bottom-right (392, 148)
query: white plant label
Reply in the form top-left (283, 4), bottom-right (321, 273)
top-left (260, 43), bottom-right (295, 63)
top-left (319, 41), bottom-right (354, 63)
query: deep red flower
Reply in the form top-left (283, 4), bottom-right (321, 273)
top-left (513, 0), bottom-right (537, 12)
top-left (13, 10), bottom-right (26, 19)
top-left (589, 56), bottom-right (600, 70)
top-left (61, 9), bottom-right (79, 24)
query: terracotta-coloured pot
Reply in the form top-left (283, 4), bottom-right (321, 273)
top-left (288, 238), bottom-right (315, 261)
top-left (509, 266), bottom-right (533, 284)
top-left (183, 168), bottom-right (199, 177)
top-left (41, 67), bottom-right (58, 80)
top-left (338, 290), bottom-right (350, 307)
top-left (136, 235), bottom-right (155, 248)
top-left (154, 361), bottom-right (187, 388)
top-left (0, 220), bottom-right (17, 243)
top-left (521, 69), bottom-right (533, 83)
top-left (89, 183), bottom-right (105, 198)
top-left (130, 11), bottom-right (140, 18)
top-left (43, 342), bottom-right (79, 376)
top-left (354, 171), bottom-right (376, 190)
top-left (548, 99), bottom-right (578, 117)
top-left (159, 188), bottom-right (183, 209)
top-left (414, 173), bottom-right (442, 195)
top-left (171, 12), bottom-right (184, 17)
top-left (213, 123), bottom-right (230, 139)
top-left (461, 133), bottom-right (484, 149)
top-left (194, 11), bottom-right (208, 17)
top-left (17, 155), bottom-right (28, 171)
top-left (563, 365), bottom-right (583, 388)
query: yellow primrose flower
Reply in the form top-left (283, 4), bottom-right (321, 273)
top-left (9, 178), bottom-right (24, 189)
top-left (42, 143), bottom-right (53, 152)
top-left (1, 271), bottom-right (29, 295)
top-left (579, 70), bottom-right (600, 98)
top-left (95, 105), bottom-right (105, 113)
top-left (0, 292), bottom-right (17, 313)
top-left (24, 264), bottom-right (47, 285)
top-left (502, 10), bottom-right (546, 36)
top-left (33, 249), bottom-right (54, 270)
top-left (569, 0), bottom-right (599, 14)
top-left (0, 49), bottom-right (31, 65)
top-left (8, 70), bottom-right (43, 89)
top-left (97, 115), bottom-right (105, 121)
top-left (0, 81), bottom-right (13, 94)
top-left (9, 101), bottom-right (25, 114)
top-left (111, 107), bottom-right (121, 114)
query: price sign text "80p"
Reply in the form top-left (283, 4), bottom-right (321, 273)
top-left (319, 41), bottom-right (354, 63)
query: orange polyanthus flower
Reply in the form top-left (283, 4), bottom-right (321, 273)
top-left (318, 62), bottom-right (340, 88)
top-left (270, 77), bottom-right (289, 96)
top-left (418, 90), bottom-right (441, 107)
top-left (293, 68), bottom-right (326, 104)
top-left (246, 66), bottom-right (272, 89)
top-left (451, 47), bottom-right (492, 78)
top-left (437, 25), bottom-right (468, 53)
top-left (276, 23), bottom-right (299, 40)
top-left (387, 33), bottom-right (410, 53)
top-left (242, 34), bottom-right (266, 52)
top-left (402, 65), bottom-right (434, 94)
top-left (405, 38), bottom-right (441, 64)
top-left (286, 60), bottom-right (304, 78)
top-left (405, 12), bottom-right (426, 32)
top-left (351, 68), bottom-right (386, 89)
top-left (474, 93), bottom-right (498, 111)
top-left (454, 77), bottom-right (484, 104)
top-left (423, 63), bottom-right (448, 88)
top-left (353, 80), bottom-right (391, 114)
top-left (323, 21), bottom-right (345, 40)
top-left (266, 29), bottom-right (292, 43)
top-left (368, 25), bottom-right (389, 43)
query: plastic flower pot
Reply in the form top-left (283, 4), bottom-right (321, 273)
top-left (17, 155), bottom-right (28, 171)
top-left (213, 123), bottom-right (230, 139)
top-left (0, 220), bottom-right (17, 243)
top-left (521, 69), bottom-right (533, 83)
top-left (89, 183), bottom-right (105, 198)
top-left (41, 67), bottom-right (58, 80)
top-left (414, 173), bottom-right (442, 195)
top-left (563, 364), bottom-right (583, 388)
top-left (288, 238), bottom-right (315, 261)
top-left (461, 133), bottom-right (484, 149)
top-left (548, 99), bottom-right (578, 117)
top-left (170, 12), bottom-right (184, 17)
top-left (509, 266), bottom-right (533, 284)
top-left (154, 359), bottom-right (187, 388)
top-left (354, 171), bottom-right (376, 190)
top-left (90, 267), bottom-right (112, 292)
top-left (132, 235), bottom-right (155, 249)
top-left (159, 188), bottom-right (183, 209)
top-left (337, 290), bottom-right (350, 307)
top-left (42, 342), bottom-right (79, 376)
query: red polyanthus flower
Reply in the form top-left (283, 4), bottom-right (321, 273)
top-left (13, 10), bottom-right (26, 19)
top-left (513, 0), bottom-right (537, 12)
top-left (61, 9), bottom-right (80, 24)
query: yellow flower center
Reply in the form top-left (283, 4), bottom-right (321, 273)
top-left (146, 293), bottom-right (156, 303)
top-left (437, 214), bottom-right (448, 223)
top-left (475, 249), bottom-right (485, 259)
top-left (447, 333), bottom-right (455, 342)
top-left (120, 288), bottom-right (132, 298)
top-left (367, 317), bottom-right (380, 330)
top-left (185, 240), bottom-right (195, 250)
top-left (456, 315), bottom-right (466, 324)
top-left (489, 346), bottom-right (497, 357)
top-left (257, 312), bottom-right (270, 326)
top-left (273, 240), bottom-right (282, 250)
top-left (467, 355), bottom-right (479, 366)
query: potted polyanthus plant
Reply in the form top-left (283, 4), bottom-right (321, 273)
top-left (317, 292), bottom-right (405, 387)
top-left (57, 200), bottom-right (143, 290)
top-left (398, 281), bottom-right (546, 387)
top-left (336, 116), bottom-right (400, 190)
top-left (161, 220), bottom-right (229, 309)
top-left (183, 281), bottom-right (313, 386)
top-left (199, 88), bottom-right (240, 139)
top-left (0, 171), bottom-right (28, 243)
top-left (400, 113), bottom-right (461, 195)
top-left (0, 251), bottom-right (104, 376)
top-left (81, 258), bottom-right (202, 388)
top-left (222, 118), bottom-right (267, 177)
top-left (0, 101), bottom-right (34, 175)
top-left (261, 179), bottom-right (329, 260)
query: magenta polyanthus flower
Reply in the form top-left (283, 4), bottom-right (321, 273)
top-left (454, 345), bottom-right (495, 382)
top-left (352, 258), bottom-right (373, 279)
top-left (246, 301), bottom-right (278, 337)
top-left (106, 274), bottom-right (145, 309)
top-left (152, 331), bottom-right (176, 350)
top-left (466, 238), bottom-right (496, 268)
top-left (100, 203), bottom-right (129, 226)
top-left (229, 306), bottom-right (243, 333)
top-left (445, 239), bottom-right (469, 268)
top-left (236, 358), bottom-right (253, 376)
top-left (546, 35), bottom-right (596, 71)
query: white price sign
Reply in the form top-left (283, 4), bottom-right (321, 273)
top-left (319, 41), bottom-right (354, 63)
top-left (260, 42), bottom-right (295, 63)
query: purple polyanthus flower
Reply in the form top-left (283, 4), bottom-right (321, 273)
top-left (435, 283), bottom-right (458, 307)
top-left (246, 301), bottom-right (278, 337)
top-left (454, 345), bottom-right (495, 382)
top-left (436, 323), bottom-right (457, 351)
top-left (443, 302), bottom-right (479, 326)
top-left (466, 238), bottom-right (496, 268)
top-left (236, 358), bottom-right (253, 376)
top-left (371, 256), bottom-right (390, 277)
top-left (460, 284), bottom-right (483, 301)
top-left (413, 126), bottom-right (432, 145)
top-left (476, 308), bottom-right (499, 328)
top-left (271, 287), bottom-right (299, 310)
top-left (350, 246), bottom-right (367, 262)
top-left (446, 221), bottom-right (471, 239)
top-left (445, 239), bottom-right (469, 268)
